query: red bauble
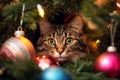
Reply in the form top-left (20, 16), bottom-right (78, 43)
top-left (34, 54), bottom-right (60, 70)
top-left (94, 46), bottom-right (120, 78)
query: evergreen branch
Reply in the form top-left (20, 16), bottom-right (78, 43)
top-left (63, 57), bottom-right (119, 80)
top-left (4, 60), bottom-right (40, 80)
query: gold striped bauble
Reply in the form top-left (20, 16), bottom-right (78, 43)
top-left (0, 35), bottom-right (36, 62)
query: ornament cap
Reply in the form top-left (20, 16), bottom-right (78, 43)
top-left (14, 30), bottom-right (25, 37)
top-left (107, 46), bottom-right (117, 52)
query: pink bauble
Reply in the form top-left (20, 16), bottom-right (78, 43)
top-left (35, 54), bottom-right (60, 70)
top-left (94, 46), bottom-right (120, 78)
top-left (0, 36), bottom-right (36, 62)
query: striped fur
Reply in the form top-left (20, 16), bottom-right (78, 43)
top-left (37, 24), bottom-right (87, 62)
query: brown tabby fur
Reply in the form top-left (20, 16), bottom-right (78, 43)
top-left (36, 15), bottom-right (89, 62)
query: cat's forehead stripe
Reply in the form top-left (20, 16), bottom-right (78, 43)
top-left (56, 25), bottom-right (65, 35)
top-left (47, 25), bottom-right (79, 39)
top-left (50, 34), bottom-right (54, 38)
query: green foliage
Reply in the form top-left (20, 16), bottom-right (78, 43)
top-left (1, 0), bottom-right (120, 45)
top-left (24, 10), bottom-right (39, 30)
top-left (60, 0), bottom-right (84, 13)
top-left (62, 57), bottom-right (119, 80)
top-left (0, 56), bottom-right (119, 80)
top-left (1, 0), bottom-right (120, 79)
top-left (81, 0), bottom-right (109, 38)
top-left (0, 57), bottom-right (40, 80)
top-left (6, 60), bottom-right (40, 80)
top-left (1, 0), bottom-right (109, 31)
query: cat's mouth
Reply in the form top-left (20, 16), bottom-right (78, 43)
top-left (51, 52), bottom-right (68, 62)
top-left (56, 56), bottom-right (67, 62)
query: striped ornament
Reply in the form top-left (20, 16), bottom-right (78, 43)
top-left (0, 36), bottom-right (36, 62)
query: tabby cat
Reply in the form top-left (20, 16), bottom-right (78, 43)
top-left (37, 16), bottom-right (88, 62)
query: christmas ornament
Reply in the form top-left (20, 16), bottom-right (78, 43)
top-left (94, 19), bottom-right (120, 78)
top-left (94, 46), bottom-right (120, 78)
top-left (35, 54), bottom-right (59, 70)
top-left (0, 35), bottom-right (36, 62)
top-left (39, 67), bottom-right (72, 80)
top-left (0, 4), bottom-right (36, 62)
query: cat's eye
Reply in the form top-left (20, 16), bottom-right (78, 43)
top-left (48, 38), bottom-right (56, 46)
top-left (65, 37), bottom-right (73, 45)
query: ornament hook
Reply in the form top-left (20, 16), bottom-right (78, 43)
top-left (110, 18), bottom-right (118, 46)
top-left (14, 3), bottom-right (25, 37)
top-left (18, 3), bottom-right (25, 30)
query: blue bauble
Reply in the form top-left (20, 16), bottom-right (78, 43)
top-left (39, 67), bottom-right (72, 80)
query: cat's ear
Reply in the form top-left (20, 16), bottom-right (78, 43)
top-left (68, 15), bottom-right (83, 33)
top-left (39, 19), bottom-right (52, 34)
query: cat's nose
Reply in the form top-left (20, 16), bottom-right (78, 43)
top-left (58, 50), bottom-right (63, 55)
top-left (56, 47), bottom-right (64, 55)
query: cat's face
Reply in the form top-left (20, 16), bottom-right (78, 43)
top-left (37, 16), bottom-right (87, 62)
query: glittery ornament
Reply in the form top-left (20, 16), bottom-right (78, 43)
top-left (94, 46), bottom-right (120, 78)
top-left (39, 67), bottom-right (72, 80)
top-left (35, 54), bottom-right (59, 70)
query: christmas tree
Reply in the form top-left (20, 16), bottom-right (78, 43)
top-left (0, 0), bottom-right (120, 80)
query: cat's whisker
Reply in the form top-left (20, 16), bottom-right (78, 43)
top-left (37, 18), bottom-right (88, 63)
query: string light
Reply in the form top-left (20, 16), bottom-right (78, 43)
top-left (116, 0), bottom-right (120, 8)
top-left (37, 4), bottom-right (44, 18)
top-left (96, 39), bottom-right (101, 45)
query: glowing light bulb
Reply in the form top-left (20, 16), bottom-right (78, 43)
top-left (96, 39), bottom-right (101, 44)
top-left (37, 4), bottom-right (44, 18)
top-left (116, 1), bottom-right (120, 8)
